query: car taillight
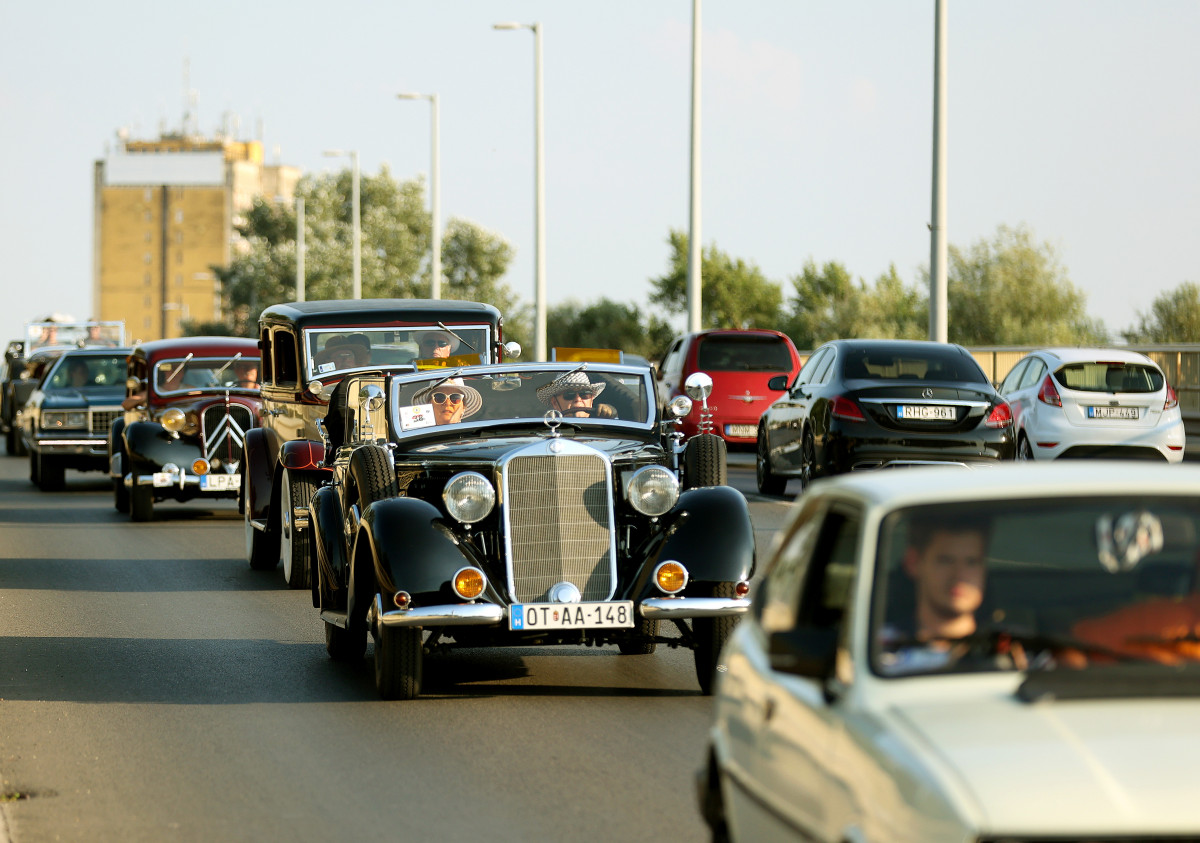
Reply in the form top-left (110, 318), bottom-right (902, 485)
top-left (830, 395), bottom-right (865, 422)
top-left (1165, 383), bottom-right (1179, 410)
top-left (1037, 375), bottom-right (1062, 407)
top-left (985, 401), bottom-right (1013, 428)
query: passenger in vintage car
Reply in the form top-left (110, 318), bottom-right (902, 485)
top-left (411, 377), bottom-right (481, 424)
top-left (415, 329), bottom-right (459, 358)
top-left (233, 360), bottom-right (259, 388)
top-left (536, 371), bottom-right (616, 418)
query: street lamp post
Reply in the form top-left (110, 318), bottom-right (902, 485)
top-left (494, 21), bottom-right (546, 361)
top-left (397, 92), bottom-right (441, 300)
top-left (322, 149), bottom-right (361, 299)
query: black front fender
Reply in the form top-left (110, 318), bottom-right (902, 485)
top-left (625, 485), bottom-right (756, 600)
top-left (124, 421), bottom-right (203, 474)
top-left (351, 497), bottom-right (476, 613)
top-left (311, 484), bottom-right (349, 612)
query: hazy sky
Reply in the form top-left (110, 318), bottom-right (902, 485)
top-left (2, 1), bottom-right (1197, 348)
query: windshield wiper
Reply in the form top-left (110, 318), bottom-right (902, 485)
top-left (210, 352), bottom-right (243, 383)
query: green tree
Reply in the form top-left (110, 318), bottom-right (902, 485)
top-left (547, 298), bottom-right (676, 361)
top-left (940, 224), bottom-right (1107, 346)
top-left (648, 230), bottom-right (784, 330)
top-left (781, 261), bottom-right (925, 350)
top-left (196, 168), bottom-right (518, 336)
top-left (1122, 282), bottom-right (1200, 343)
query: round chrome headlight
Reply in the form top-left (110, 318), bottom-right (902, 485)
top-left (667, 395), bottom-right (693, 419)
top-left (160, 407), bottom-right (187, 432)
top-left (443, 471), bottom-right (495, 524)
top-left (626, 466), bottom-right (679, 517)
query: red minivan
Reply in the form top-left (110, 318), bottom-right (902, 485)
top-left (655, 329), bottom-right (803, 448)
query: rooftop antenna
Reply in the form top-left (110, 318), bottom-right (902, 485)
top-left (182, 57), bottom-right (198, 136)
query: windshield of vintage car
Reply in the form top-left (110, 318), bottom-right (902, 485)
top-left (304, 326), bottom-right (493, 379)
top-left (871, 496), bottom-right (1200, 677)
top-left (26, 321), bottom-right (124, 351)
top-left (44, 355), bottom-right (127, 389)
top-left (389, 367), bottom-right (654, 433)
top-left (153, 356), bottom-right (262, 395)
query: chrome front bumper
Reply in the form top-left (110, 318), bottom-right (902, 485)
top-left (366, 594), bottom-right (751, 629)
top-left (35, 437), bottom-right (108, 456)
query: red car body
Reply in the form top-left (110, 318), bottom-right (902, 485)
top-left (655, 329), bottom-right (803, 447)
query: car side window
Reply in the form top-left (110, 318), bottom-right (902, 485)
top-left (998, 359), bottom-right (1028, 394)
top-left (794, 347), bottom-right (829, 389)
top-left (1018, 358), bottom-right (1047, 390)
top-left (273, 329), bottom-right (298, 387)
top-left (794, 507), bottom-right (861, 633)
top-left (757, 497), bottom-right (826, 632)
top-left (259, 328), bottom-right (273, 385)
top-left (658, 339), bottom-right (683, 382)
top-left (810, 349), bottom-right (837, 386)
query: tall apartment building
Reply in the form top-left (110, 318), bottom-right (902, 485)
top-left (93, 133), bottom-right (300, 341)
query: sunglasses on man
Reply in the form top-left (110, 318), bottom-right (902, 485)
top-left (422, 338), bottom-right (452, 348)
top-left (559, 391), bottom-right (595, 402)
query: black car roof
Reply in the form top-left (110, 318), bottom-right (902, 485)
top-left (260, 299), bottom-right (501, 327)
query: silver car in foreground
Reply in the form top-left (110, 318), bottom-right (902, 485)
top-left (701, 462), bottom-right (1200, 842)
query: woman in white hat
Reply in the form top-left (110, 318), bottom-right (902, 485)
top-left (536, 371), bottom-right (616, 418)
top-left (413, 377), bottom-right (482, 425)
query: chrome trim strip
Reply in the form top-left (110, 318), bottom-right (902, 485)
top-left (36, 439), bottom-right (107, 446)
top-left (371, 594), bottom-right (505, 628)
top-left (640, 597), bottom-right (751, 619)
top-left (857, 397), bottom-right (988, 408)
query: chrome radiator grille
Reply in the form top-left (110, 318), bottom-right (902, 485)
top-left (201, 404), bottom-right (255, 465)
top-left (90, 409), bottom-right (122, 436)
top-left (502, 445), bottom-right (616, 603)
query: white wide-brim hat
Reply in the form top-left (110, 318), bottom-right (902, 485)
top-left (413, 377), bottom-right (482, 418)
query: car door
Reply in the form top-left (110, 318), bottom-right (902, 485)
top-left (1008, 355), bottom-right (1048, 447)
top-left (748, 498), bottom-right (862, 841)
top-left (777, 346), bottom-right (833, 472)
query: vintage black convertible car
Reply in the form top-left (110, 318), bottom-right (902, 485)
top-left (307, 361), bottom-right (755, 699)
top-left (110, 336), bottom-right (261, 521)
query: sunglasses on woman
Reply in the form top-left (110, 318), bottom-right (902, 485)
top-left (432, 392), bottom-right (464, 405)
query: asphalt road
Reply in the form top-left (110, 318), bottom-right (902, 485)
top-left (0, 448), bottom-right (792, 843)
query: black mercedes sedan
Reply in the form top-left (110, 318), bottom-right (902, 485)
top-left (755, 339), bottom-right (1015, 494)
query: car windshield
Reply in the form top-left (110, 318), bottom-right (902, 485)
top-left (1055, 362), bottom-right (1164, 394)
top-left (45, 355), bottom-right (127, 389)
top-left (697, 336), bottom-right (793, 371)
top-left (25, 321), bottom-right (124, 351)
top-left (386, 364), bottom-right (655, 435)
top-left (872, 497), bottom-right (1200, 677)
top-left (841, 346), bottom-right (988, 384)
top-left (303, 325), bottom-right (493, 380)
top-left (153, 356), bottom-right (262, 394)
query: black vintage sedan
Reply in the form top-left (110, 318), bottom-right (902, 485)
top-left (755, 339), bottom-right (1015, 494)
top-left (308, 361), bottom-right (755, 700)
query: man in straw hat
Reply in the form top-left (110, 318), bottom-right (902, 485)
top-left (536, 371), bottom-right (616, 418)
top-left (413, 377), bottom-right (483, 425)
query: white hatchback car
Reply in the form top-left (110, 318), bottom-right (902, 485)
top-left (700, 463), bottom-right (1200, 842)
top-left (998, 347), bottom-right (1185, 462)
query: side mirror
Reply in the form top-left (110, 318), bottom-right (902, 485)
top-left (768, 626), bottom-right (839, 679)
top-left (683, 371), bottom-right (713, 402)
top-left (359, 383), bottom-right (386, 411)
top-left (503, 341), bottom-right (522, 360)
top-left (767, 374), bottom-right (789, 391)
top-left (126, 376), bottom-right (144, 391)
